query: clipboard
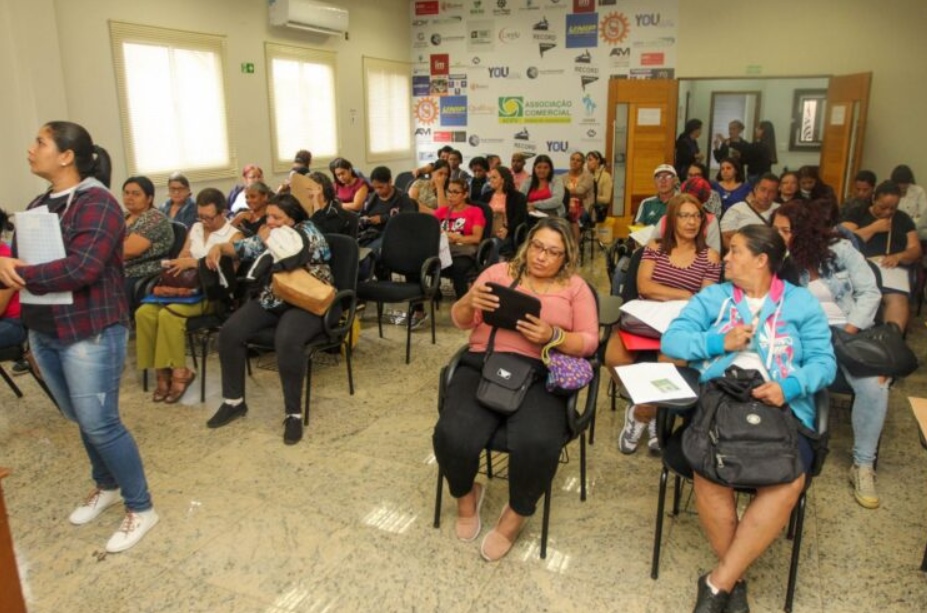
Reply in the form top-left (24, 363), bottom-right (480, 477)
top-left (482, 282), bottom-right (541, 331)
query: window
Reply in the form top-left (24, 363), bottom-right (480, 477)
top-left (110, 21), bottom-right (235, 183)
top-left (265, 43), bottom-right (338, 173)
top-left (789, 89), bottom-right (827, 151)
top-left (363, 56), bottom-right (412, 162)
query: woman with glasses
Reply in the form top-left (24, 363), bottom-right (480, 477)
top-left (607, 194), bottom-right (722, 454)
top-left (435, 178), bottom-right (486, 298)
top-left (159, 172), bottom-right (197, 228)
top-left (135, 189), bottom-right (242, 404)
top-left (433, 217), bottom-right (598, 562)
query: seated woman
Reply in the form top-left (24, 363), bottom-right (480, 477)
top-left (890, 164), bottom-right (927, 239)
top-left (408, 159), bottom-right (449, 213)
top-left (797, 165), bottom-right (837, 202)
top-left (485, 165), bottom-right (528, 257)
top-left (433, 217), bottom-right (598, 561)
top-left (330, 158), bottom-right (369, 213)
top-left (841, 181), bottom-right (922, 331)
top-left (773, 202), bottom-right (887, 509)
top-left (230, 181), bottom-right (271, 237)
top-left (711, 157), bottom-right (752, 213)
top-left (0, 209), bottom-right (25, 349)
top-left (435, 178), bottom-right (486, 299)
top-left (777, 170), bottom-right (801, 204)
top-left (122, 176), bottom-right (173, 313)
top-left (606, 194), bottom-right (721, 453)
top-left (651, 178), bottom-right (723, 253)
top-left (685, 162), bottom-right (723, 216)
top-left (158, 172), bottom-right (197, 228)
top-left (661, 224), bottom-right (836, 612)
top-left (227, 164), bottom-right (264, 214)
top-left (587, 150), bottom-right (614, 221)
top-left (520, 154), bottom-right (566, 218)
top-left (204, 194), bottom-right (333, 446)
top-left (305, 172), bottom-right (355, 236)
top-left (135, 189), bottom-right (242, 404)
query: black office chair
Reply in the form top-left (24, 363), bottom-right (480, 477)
top-left (245, 234), bottom-right (359, 424)
top-left (0, 343), bottom-right (58, 407)
top-left (357, 213), bottom-right (442, 364)
top-left (651, 376), bottom-right (830, 613)
top-left (394, 171), bottom-right (415, 193)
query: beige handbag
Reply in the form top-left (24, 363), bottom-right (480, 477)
top-left (271, 268), bottom-right (335, 315)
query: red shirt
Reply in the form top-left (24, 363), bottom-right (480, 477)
top-left (0, 243), bottom-right (20, 319)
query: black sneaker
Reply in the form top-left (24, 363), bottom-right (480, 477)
top-left (725, 580), bottom-right (749, 613)
top-left (11, 359), bottom-right (30, 376)
top-left (283, 415), bottom-right (303, 445)
top-left (206, 402), bottom-right (248, 429)
top-left (693, 574), bottom-right (730, 613)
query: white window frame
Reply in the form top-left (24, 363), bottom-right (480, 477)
top-left (265, 42), bottom-right (339, 174)
top-left (109, 21), bottom-right (236, 184)
top-left (362, 56), bottom-right (412, 163)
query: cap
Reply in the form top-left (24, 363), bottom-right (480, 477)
top-left (653, 164), bottom-right (677, 177)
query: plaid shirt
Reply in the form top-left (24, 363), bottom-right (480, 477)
top-left (17, 179), bottom-right (129, 343)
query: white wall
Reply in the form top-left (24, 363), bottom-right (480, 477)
top-left (1, 0), bottom-right (412, 210)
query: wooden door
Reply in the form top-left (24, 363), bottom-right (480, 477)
top-left (606, 78), bottom-right (677, 237)
top-left (819, 73), bottom-right (871, 201)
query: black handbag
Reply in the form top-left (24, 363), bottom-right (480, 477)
top-left (682, 366), bottom-right (806, 488)
top-left (618, 312), bottom-right (661, 338)
top-left (831, 324), bottom-right (917, 378)
top-left (475, 276), bottom-right (537, 414)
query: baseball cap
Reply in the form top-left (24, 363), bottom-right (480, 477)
top-left (653, 164), bottom-right (677, 177)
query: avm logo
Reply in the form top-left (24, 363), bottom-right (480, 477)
top-left (488, 66), bottom-right (509, 78)
top-left (546, 140), bottom-right (570, 152)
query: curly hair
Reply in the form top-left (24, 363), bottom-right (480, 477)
top-left (772, 201), bottom-right (838, 274)
top-left (507, 217), bottom-right (578, 282)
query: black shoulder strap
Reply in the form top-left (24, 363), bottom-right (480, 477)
top-left (744, 200), bottom-right (772, 226)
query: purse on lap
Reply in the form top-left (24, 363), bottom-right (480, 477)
top-left (271, 268), bottom-right (335, 316)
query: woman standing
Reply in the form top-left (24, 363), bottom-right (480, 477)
top-left (675, 119), bottom-right (704, 178)
top-left (711, 157), bottom-right (752, 213)
top-left (433, 217), bottom-right (598, 561)
top-left (773, 202), bottom-right (887, 508)
top-left (485, 166), bottom-right (528, 257)
top-left (159, 171), bottom-right (197, 228)
top-left (520, 154), bottom-right (565, 218)
top-left (745, 120), bottom-right (777, 180)
top-left (564, 151), bottom-right (595, 244)
top-left (0, 121), bottom-right (158, 553)
top-left (586, 150), bottom-right (614, 221)
top-left (122, 176), bottom-right (173, 312)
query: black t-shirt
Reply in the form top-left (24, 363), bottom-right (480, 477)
top-left (21, 191), bottom-right (72, 337)
top-left (842, 206), bottom-right (915, 258)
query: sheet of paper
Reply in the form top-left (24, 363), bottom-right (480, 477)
top-left (868, 258), bottom-right (910, 293)
top-left (614, 362), bottom-right (697, 404)
top-left (629, 224), bottom-right (655, 246)
top-left (637, 107), bottom-right (662, 126)
top-left (619, 299), bottom-right (688, 334)
top-left (13, 210), bottom-right (73, 305)
top-left (528, 210), bottom-right (549, 218)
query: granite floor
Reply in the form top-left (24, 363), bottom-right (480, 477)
top-left (2, 253), bottom-right (927, 612)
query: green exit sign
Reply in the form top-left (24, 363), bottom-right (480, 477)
top-left (240, 62), bottom-right (255, 74)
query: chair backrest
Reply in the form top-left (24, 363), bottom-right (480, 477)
top-left (620, 247), bottom-right (646, 303)
top-left (381, 213), bottom-right (441, 277)
top-left (394, 171), bottom-right (415, 193)
top-left (473, 201), bottom-right (494, 242)
top-left (324, 233), bottom-right (359, 292)
top-left (169, 222), bottom-right (188, 258)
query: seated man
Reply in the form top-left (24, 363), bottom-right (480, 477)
top-left (359, 165), bottom-right (416, 253)
top-left (636, 164), bottom-right (679, 226)
top-left (842, 169), bottom-right (877, 218)
top-left (720, 172), bottom-right (780, 250)
top-left (468, 156), bottom-right (489, 203)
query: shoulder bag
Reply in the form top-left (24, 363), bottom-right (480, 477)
top-left (831, 323), bottom-right (917, 378)
top-left (682, 366), bottom-right (806, 488)
top-left (272, 268), bottom-right (335, 316)
top-left (541, 327), bottom-right (593, 395)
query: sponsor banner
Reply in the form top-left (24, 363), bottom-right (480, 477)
top-left (634, 12), bottom-right (675, 28)
top-left (493, 0), bottom-right (511, 17)
top-left (448, 73), bottom-right (468, 94)
top-left (413, 76), bottom-right (431, 97)
top-left (469, 102), bottom-right (496, 116)
top-left (415, 1), bottom-right (439, 16)
top-left (440, 95), bottom-right (468, 126)
top-left (498, 96), bottom-right (572, 124)
top-left (580, 93), bottom-right (599, 121)
top-left (430, 54), bottom-right (449, 75)
top-left (440, 1), bottom-right (465, 11)
top-left (640, 52), bottom-right (664, 66)
top-left (414, 97), bottom-right (440, 125)
top-left (566, 13), bottom-right (598, 48)
top-left (414, 127), bottom-right (433, 141)
top-left (467, 134), bottom-right (504, 146)
top-left (497, 26), bottom-right (520, 44)
top-left (487, 65), bottom-right (522, 80)
top-left (430, 78), bottom-right (448, 95)
top-left (434, 130), bottom-right (468, 142)
top-left (599, 12), bottom-right (630, 45)
top-left (573, 0), bottom-right (595, 13)
top-left (629, 67), bottom-right (675, 79)
top-left (467, 21), bottom-right (494, 51)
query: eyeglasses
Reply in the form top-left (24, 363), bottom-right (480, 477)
top-left (655, 174), bottom-right (676, 182)
top-left (529, 239), bottom-right (565, 258)
top-left (197, 213), bottom-right (218, 223)
top-left (677, 212), bottom-right (702, 221)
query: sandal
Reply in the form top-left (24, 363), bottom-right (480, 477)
top-left (152, 369), bottom-right (172, 403)
top-left (164, 370), bottom-right (196, 404)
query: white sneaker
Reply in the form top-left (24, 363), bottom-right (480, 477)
top-left (105, 509), bottom-right (160, 553)
top-left (849, 465), bottom-right (880, 509)
top-left (647, 419), bottom-right (660, 453)
top-left (618, 404), bottom-right (646, 454)
top-left (69, 488), bottom-right (121, 526)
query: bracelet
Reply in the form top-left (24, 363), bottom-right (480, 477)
top-left (547, 326), bottom-right (563, 345)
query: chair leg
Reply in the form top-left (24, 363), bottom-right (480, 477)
top-left (200, 334), bottom-right (208, 403)
top-left (609, 379), bottom-right (617, 412)
top-left (376, 302), bottom-right (384, 338)
top-left (589, 410), bottom-right (596, 446)
top-left (580, 433), bottom-right (587, 502)
top-left (188, 333), bottom-right (199, 370)
top-left (0, 366), bottom-right (23, 398)
top-left (303, 358), bottom-right (313, 426)
top-left (433, 469), bottom-right (444, 529)
top-left (540, 484), bottom-right (552, 559)
top-left (652, 466), bottom-right (669, 579)
top-left (405, 304), bottom-right (414, 365)
top-left (784, 493), bottom-right (807, 613)
top-left (143, 368), bottom-right (149, 392)
top-left (429, 299), bottom-right (436, 345)
top-left (246, 354), bottom-right (253, 377)
top-left (485, 450), bottom-right (494, 479)
top-left (921, 537), bottom-right (927, 572)
top-left (671, 475), bottom-right (684, 516)
top-left (345, 343), bottom-right (355, 395)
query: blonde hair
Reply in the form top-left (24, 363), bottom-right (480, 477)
top-left (507, 217), bottom-right (578, 282)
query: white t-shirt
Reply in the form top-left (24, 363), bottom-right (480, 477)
top-left (808, 278), bottom-right (848, 326)
top-left (720, 201), bottom-right (780, 233)
top-left (731, 294), bottom-right (771, 380)
top-left (188, 220), bottom-right (239, 259)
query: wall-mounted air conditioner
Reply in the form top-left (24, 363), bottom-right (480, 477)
top-left (269, 0), bottom-right (349, 36)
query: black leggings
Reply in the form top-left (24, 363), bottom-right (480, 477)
top-left (218, 299), bottom-right (325, 415)
top-left (432, 353), bottom-right (568, 516)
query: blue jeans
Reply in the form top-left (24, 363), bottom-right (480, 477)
top-left (842, 364), bottom-right (890, 466)
top-left (30, 324), bottom-right (152, 511)
top-left (0, 318), bottom-right (26, 346)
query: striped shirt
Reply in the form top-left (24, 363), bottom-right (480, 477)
top-left (641, 246), bottom-right (721, 295)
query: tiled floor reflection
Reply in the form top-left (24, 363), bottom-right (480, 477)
top-left (3, 254), bottom-right (927, 612)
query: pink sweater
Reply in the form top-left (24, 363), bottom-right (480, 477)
top-left (453, 262), bottom-right (599, 359)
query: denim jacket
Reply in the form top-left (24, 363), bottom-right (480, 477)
top-left (794, 239), bottom-right (880, 331)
